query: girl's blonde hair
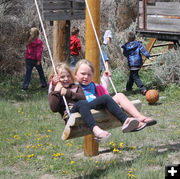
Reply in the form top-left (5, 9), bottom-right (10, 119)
top-left (27, 27), bottom-right (40, 44)
top-left (49, 62), bottom-right (74, 83)
top-left (74, 59), bottom-right (95, 75)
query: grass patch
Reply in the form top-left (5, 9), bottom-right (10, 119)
top-left (0, 72), bottom-right (180, 178)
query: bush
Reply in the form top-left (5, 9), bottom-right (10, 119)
top-left (153, 48), bottom-right (180, 86)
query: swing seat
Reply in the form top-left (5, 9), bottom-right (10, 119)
top-left (61, 100), bottom-right (142, 140)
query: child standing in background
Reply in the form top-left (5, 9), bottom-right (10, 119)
top-left (70, 27), bottom-right (81, 69)
top-left (22, 27), bottom-right (47, 90)
top-left (121, 31), bottom-right (150, 95)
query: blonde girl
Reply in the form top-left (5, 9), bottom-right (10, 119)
top-left (22, 27), bottom-right (47, 90)
top-left (74, 59), bottom-right (157, 131)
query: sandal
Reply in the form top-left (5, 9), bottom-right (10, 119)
top-left (94, 131), bottom-right (111, 143)
top-left (141, 118), bottom-right (157, 126)
top-left (122, 118), bottom-right (139, 133)
top-left (131, 123), bottom-right (147, 132)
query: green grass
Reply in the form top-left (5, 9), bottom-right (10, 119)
top-left (0, 72), bottom-right (180, 179)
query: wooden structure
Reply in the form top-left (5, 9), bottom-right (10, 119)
top-left (137, 0), bottom-right (180, 57)
top-left (62, 100), bottom-right (142, 140)
top-left (43, 0), bottom-right (85, 21)
top-left (137, 0), bottom-right (180, 41)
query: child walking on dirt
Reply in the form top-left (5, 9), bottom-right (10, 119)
top-left (121, 31), bottom-right (150, 95)
top-left (22, 27), bottom-right (47, 90)
top-left (74, 59), bottom-right (157, 132)
top-left (48, 63), bottom-right (140, 142)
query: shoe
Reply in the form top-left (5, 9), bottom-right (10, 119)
top-left (142, 118), bottom-right (157, 126)
top-left (41, 84), bottom-right (47, 88)
top-left (141, 89), bottom-right (147, 95)
top-left (131, 123), bottom-right (147, 132)
top-left (22, 87), bottom-right (28, 91)
top-left (131, 118), bottom-right (157, 132)
top-left (94, 132), bottom-right (111, 143)
top-left (122, 118), bottom-right (139, 133)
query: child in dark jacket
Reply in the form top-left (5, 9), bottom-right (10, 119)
top-left (121, 31), bottom-right (150, 95)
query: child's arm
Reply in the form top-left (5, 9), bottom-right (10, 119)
top-left (121, 44), bottom-right (128, 57)
top-left (48, 90), bottom-right (64, 113)
top-left (36, 40), bottom-right (43, 62)
top-left (65, 85), bottom-right (85, 101)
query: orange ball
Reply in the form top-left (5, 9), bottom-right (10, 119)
top-left (145, 89), bottom-right (159, 104)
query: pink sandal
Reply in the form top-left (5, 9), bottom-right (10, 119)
top-left (141, 118), bottom-right (157, 126)
top-left (122, 118), bottom-right (139, 133)
top-left (94, 131), bottom-right (111, 143)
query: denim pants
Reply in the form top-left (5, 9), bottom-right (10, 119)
top-left (70, 55), bottom-right (77, 69)
top-left (126, 70), bottom-right (146, 92)
top-left (70, 95), bottom-right (128, 130)
top-left (22, 59), bottom-right (47, 88)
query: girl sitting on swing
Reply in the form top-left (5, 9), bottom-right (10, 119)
top-left (74, 59), bottom-right (157, 131)
top-left (48, 63), bottom-right (140, 142)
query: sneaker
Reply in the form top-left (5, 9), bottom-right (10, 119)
top-left (141, 89), bottom-right (147, 96)
top-left (22, 87), bottom-right (28, 91)
top-left (41, 84), bottom-right (47, 88)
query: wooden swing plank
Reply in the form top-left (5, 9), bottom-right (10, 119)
top-left (61, 100), bottom-right (142, 140)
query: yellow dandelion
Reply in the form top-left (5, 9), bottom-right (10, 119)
top-left (150, 147), bottom-right (154, 151)
top-left (47, 130), bottom-right (51, 133)
top-left (66, 143), bottom-right (72, 147)
top-left (119, 142), bottom-right (124, 148)
top-left (70, 160), bottom-right (75, 165)
top-left (26, 145), bottom-right (30, 149)
top-left (13, 135), bottom-right (20, 139)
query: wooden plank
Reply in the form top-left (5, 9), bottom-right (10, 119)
top-left (136, 29), bottom-right (180, 41)
top-left (73, 1), bottom-right (85, 10)
top-left (139, 1), bottom-right (180, 16)
top-left (61, 100), bottom-right (142, 140)
top-left (139, 15), bottom-right (180, 32)
top-left (43, 2), bottom-right (71, 11)
top-left (43, 10), bottom-right (85, 21)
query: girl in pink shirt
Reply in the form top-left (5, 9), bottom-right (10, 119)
top-left (22, 27), bottom-right (47, 90)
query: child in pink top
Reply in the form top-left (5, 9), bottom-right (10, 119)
top-left (74, 59), bottom-right (157, 131)
top-left (22, 27), bottom-right (47, 90)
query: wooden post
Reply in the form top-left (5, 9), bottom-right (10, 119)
top-left (53, 20), bottom-right (70, 63)
top-left (84, 0), bottom-right (100, 156)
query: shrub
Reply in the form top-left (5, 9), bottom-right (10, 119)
top-left (153, 48), bottom-right (180, 86)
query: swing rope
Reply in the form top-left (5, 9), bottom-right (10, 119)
top-left (84, 0), bottom-right (117, 94)
top-left (34, 0), bottom-right (71, 117)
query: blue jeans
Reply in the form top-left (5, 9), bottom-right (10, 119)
top-left (70, 55), bottom-right (77, 69)
top-left (22, 59), bottom-right (47, 88)
top-left (126, 70), bottom-right (146, 93)
top-left (70, 95), bottom-right (128, 130)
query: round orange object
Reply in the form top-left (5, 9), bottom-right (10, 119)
top-left (145, 89), bottom-right (159, 104)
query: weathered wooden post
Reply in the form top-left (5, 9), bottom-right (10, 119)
top-left (84, 0), bottom-right (101, 156)
top-left (53, 20), bottom-right (70, 63)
